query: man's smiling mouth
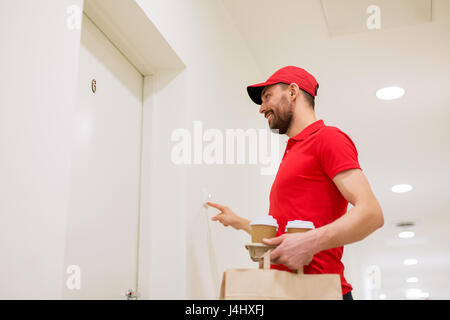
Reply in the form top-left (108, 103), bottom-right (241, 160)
top-left (265, 111), bottom-right (274, 120)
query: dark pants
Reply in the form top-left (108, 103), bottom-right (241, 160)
top-left (343, 291), bottom-right (353, 300)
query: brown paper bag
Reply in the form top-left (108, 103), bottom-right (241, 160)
top-left (219, 250), bottom-right (342, 300)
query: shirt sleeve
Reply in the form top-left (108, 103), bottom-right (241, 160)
top-left (317, 127), bottom-right (362, 179)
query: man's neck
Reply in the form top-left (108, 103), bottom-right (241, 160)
top-left (286, 111), bottom-right (318, 138)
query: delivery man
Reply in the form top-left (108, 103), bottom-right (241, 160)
top-left (207, 66), bottom-right (384, 300)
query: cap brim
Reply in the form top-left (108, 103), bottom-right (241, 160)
top-left (246, 81), bottom-right (277, 105)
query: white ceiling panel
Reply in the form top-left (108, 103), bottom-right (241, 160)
top-left (321, 0), bottom-right (432, 36)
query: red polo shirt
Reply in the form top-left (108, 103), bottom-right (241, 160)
top-left (269, 119), bottom-right (362, 295)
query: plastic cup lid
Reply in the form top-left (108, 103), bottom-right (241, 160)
top-left (285, 220), bottom-right (315, 231)
top-left (250, 215), bottom-right (279, 228)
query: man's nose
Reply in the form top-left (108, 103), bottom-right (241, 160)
top-left (259, 102), bottom-right (267, 114)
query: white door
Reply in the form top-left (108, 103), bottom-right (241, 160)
top-left (63, 13), bottom-right (143, 299)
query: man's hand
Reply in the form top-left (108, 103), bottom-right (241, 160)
top-left (206, 202), bottom-right (251, 234)
top-left (262, 230), bottom-right (321, 271)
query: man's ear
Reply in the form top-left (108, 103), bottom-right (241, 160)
top-left (289, 83), bottom-right (299, 99)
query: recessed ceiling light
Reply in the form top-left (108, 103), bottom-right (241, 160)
top-left (406, 288), bottom-right (429, 299)
top-left (392, 184), bottom-right (413, 193)
top-left (376, 86), bottom-right (405, 100)
top-left (379, 293), bottom-right (387, 299)
top-left (399, 231), bottom-right (415, 239)
top-left (407, 277), bottom-right (419, 283)
top-left (403, 258), bottom-right (418, 265)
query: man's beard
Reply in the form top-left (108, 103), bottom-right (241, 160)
top-left (269, 96), bottom-right (293, 135)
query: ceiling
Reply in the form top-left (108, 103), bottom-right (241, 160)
top-left (221, 0), bottom-right (450, 299)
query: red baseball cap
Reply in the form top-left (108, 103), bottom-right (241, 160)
top-left (247, 66), bottom-right (319, 105)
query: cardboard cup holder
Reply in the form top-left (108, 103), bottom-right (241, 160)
top-left (245, 243), bottom-right (304, 274)
top-left (245, 243), bottom-right (277, 263)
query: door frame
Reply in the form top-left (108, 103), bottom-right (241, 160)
top-left (77, 0), bottom-right (186, 298)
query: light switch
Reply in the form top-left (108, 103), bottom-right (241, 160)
top-left (202, 188), bottom-right (212, 208)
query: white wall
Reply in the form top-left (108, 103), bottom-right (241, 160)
top-left (136, 0), bottom-right (280, 299)
top-left (138, 70), bottom-right (189, 299)
top-left (0, 0), bottom-right (83, 298)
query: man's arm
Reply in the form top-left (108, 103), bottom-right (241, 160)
top-left (207, 202), bottom-right (252, 235)
top-left (314, 168), bottom-right (384, 252)
top-left (263, 168), bottom-right (384, 270)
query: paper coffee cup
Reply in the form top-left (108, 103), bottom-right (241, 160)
top-left (250, 215), bottom-right (278, 243)
top-left (285, 220), bottom-right (315, 233)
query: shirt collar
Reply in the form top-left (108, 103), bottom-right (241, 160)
top-left (289, 119), bottom-right (325, 142)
